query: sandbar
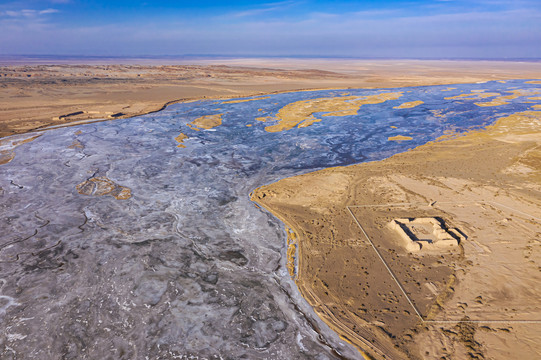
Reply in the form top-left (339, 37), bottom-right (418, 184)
top-left (2, 59), bottom-right (541, 138)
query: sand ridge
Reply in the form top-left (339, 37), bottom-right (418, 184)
top-left (264, 92), bottom-right (403, 133)
top-left (474, 89), bottom-right (541, 107)
top-left (187, 113), bottom-right (223, 131)
top-left (388, 135), bottom-right (413, 141)
top-left (394, 100), bottom-right (424, 109)
top-left (0, 133), bottom-right (41, 165)
top-left (76, 176), bottom-right (132, 200)
top-left (443, 88), bottom-right (541, 107)
top-left (174, 132), bottom-right (189, 148)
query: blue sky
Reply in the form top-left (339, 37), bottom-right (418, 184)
top-left (1, 0), bottom-right (540, 58)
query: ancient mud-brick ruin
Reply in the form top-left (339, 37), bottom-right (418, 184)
top-left (388, 217), bottom-right (465, 252)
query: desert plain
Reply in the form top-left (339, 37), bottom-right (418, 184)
top-left (253, 106), bottom-right (541, 359)
top-left (1, 58), bottom-right (541, 360)
top-left (2, 58), bottom-right (541, 137)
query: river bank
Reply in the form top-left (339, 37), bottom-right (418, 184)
top-left (3, 59), bottom-right (541, 138)
top-left (252, 108), bottom-right (541, 359)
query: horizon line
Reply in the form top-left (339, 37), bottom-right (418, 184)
top-left (1, 54), bottom-right (541, 61)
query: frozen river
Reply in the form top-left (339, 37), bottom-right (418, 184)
top-left (1, 80), bottom-right (539, 359)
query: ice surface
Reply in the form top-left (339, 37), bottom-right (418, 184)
top-left (0, 80), bottom-right (539, 359)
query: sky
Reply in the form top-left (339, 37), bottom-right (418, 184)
top-left (1, 0), bottom-right (540, 59)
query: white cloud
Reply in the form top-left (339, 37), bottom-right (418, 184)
top-left (1, 8), bottom-right (58, 17)
top-left (230, 1), bottom-right (298, 18)
top-left (4, 9), bottom-right (35, 17)
top-left (0, 0), bottom-right (539, 58)
top-left (40, 9), bottom-right (59, 15)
